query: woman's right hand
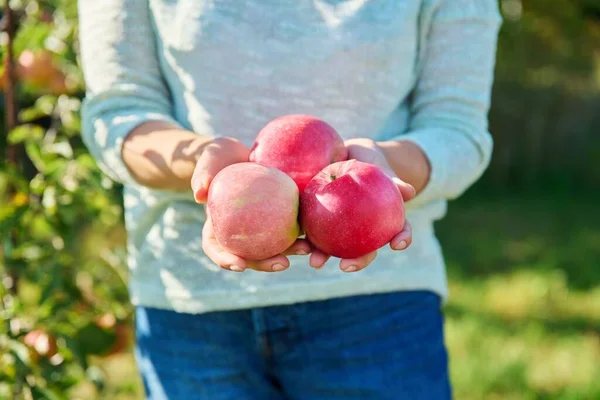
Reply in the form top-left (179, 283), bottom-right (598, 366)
top-left (202, 212), bottom-right (312, 272)
top-left (191, 137), bottom-right (251, 203)
top-left (192, 137), bottom-right (312, 272)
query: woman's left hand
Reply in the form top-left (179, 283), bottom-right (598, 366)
top-left (309, 138), bottom-right (416, 273)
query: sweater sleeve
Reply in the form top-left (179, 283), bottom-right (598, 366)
top-left (78, 0), bottom-right (182, 185)
top-left (394, 0), bottom-right (502, 206)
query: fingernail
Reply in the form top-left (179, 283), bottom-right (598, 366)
top-left (230, 265), bottom-right (244, 272)
top-left (296, 250), bottom-right (308, 255)
top-left (194, 194), bottom-right (206, 204)
top-left (343, 265), bottom-right (358, 272)
top-left (272, 263), bottom-right (288, 272)
top-left (394, 241), bottom-right (407, 250)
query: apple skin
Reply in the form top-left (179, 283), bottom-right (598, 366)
top-left (0, 49), bottom-right (69, 95)
top-left (300, 160), bottom-right (405, 259)
top-left (249, 114), bottom-right (348, 193)
top-left (23, 330), bottom-right (58, 360)
top-left (207, 162), bottom-right (301, 261)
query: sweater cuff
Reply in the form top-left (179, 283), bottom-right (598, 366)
top-left (392, 128), bottom-right (480, 206)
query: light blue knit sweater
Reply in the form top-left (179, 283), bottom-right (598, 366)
top-left (78, 0), bottom-right (502, 314)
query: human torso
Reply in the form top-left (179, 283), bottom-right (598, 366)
top-left (125, 0), bottom-right (450, 314)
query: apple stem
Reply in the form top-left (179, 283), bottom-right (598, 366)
top-left (330, 174), bottom-right (337, 181)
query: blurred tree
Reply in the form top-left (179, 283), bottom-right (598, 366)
top-left (487, 0), bottom-right (600, 192)
top-left (1, 1), bottom-right (132, 398)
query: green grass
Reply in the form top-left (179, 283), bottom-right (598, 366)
top-left (88, 191), bottom-right (600, 399)
top-left (438, 191), bottom-right (600, 399)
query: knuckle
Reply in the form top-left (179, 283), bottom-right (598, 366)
top-left (213, 136), bottom-right (237, 147)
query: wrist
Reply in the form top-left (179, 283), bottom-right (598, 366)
top-left (188, 136), bottom-right (213, 162)
top-left (377, 140), bottom-right (431, 194)
top-left (172, 135), bottom-right (212, 185)
top-left (122, 120), bottom-right (212, 191)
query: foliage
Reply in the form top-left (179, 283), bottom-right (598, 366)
top-left (1, 1), bottom-right (132, 399)
top-left (486, 0), bottom-right (600, 191)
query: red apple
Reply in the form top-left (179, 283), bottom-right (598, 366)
top-left (23, 329), bottom-right (58, 360)
top-left (207, 162), bottom-right (300, 260)
top-left (249, 114), bottom-right (348, 193)
top-left (300, 160), bottom-right (405, 259)
top-left (18, 49), bottom-right (57, 88)
top-left (5, 49), bottom-right (71, 95)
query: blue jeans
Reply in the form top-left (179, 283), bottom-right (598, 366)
top-left (134, 290), bottom-right (452, 399)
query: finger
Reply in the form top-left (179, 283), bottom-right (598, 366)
top-left (192, 138), bottom-right (250, 203)
top-left (390, 220), bottom-right (412, 251)
top-left (282, 238), bottom-right (313, 256)
top-left (359, 145), bottom-right (395, 176)
top-left (192, 146), bottom-right (229, 203)
top-left (339, 250), bottom-right (377, 273)
top-left (309, 249), bottom-right (330, 269)
top-left (202, 236), bottom-right (248, 272)
top-left (246, 254), bottom-right (291, 273)
top-left (202, 218), bottom-right (247, 272)
top-left (346, 139), bottom-right (415, 201)
top-left (392, 177), bottom-right (416, 202)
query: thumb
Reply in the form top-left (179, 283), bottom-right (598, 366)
top-left (192, 156), bottom-right (230, 204)
top-left (191, 138), bottom-right (251, 203)
top-left (372, 150), bottom-right (416, 201)
top-left (191, 142), bottom-right (223, 203)
top-left (192, 166), bottom-right (211, 203)
top-left (392, 177), bottom-right (416, 202)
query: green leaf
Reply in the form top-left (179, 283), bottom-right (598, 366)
top-left (0, 383), bottom-right (12, 399)
top-left (39, 272), bottom-right (62, 307)
top-left (29, 214), bottom-right (56, 240)
top-left (8, 125), bottom-right (45, 144)
top-left (75, 154), bottom-right (97, 171)
top-left (19, 107), bottom-right (52, 123)
top-left (26, 141), bottom-right (48, 173)
top-left (46, 159), bottom-right (69, 178)
top-left (36, 95), bottom-right (58, 116)
top-left (74, 322), bottom-right (117, 357)
top-left (7, 339), bottom-right (32, 367)
top-left (61, 337), bottom-right (88, 371)
top-left (0, 205), bottom-right (29, 237)
top-left (57, 374), bottom-right (81, 390)
top-left (63, 113), bottom-right (81, 133)
top-left (31, 386), bottom-right (65, 400)
top-left (14, 21), bottom-right (54, 54)
top-left (0, 170), bottom-right (30, 193)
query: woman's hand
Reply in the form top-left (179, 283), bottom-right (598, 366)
top-left (309, 138), bottom-right (416, 273)
top-left (192, 137), bottom-right (312, 272)
top-left (202, 212), bottom-right (312, 272)
top-left (191, 137), bottom-right (252, 203)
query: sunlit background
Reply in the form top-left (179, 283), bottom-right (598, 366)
top-left (1, 1), bottom-right (599, 399)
